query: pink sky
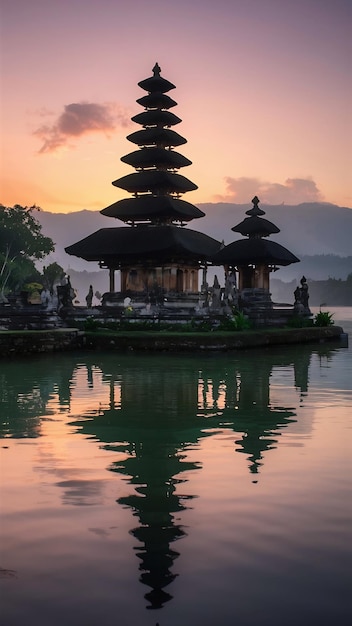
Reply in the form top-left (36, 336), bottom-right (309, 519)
top-left (1, 0), bottom-right (351, 212)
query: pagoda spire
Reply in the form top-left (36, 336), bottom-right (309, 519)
top-left (152, 61), bottom-right (161, 76)
top-left (245, 195), bottom-right (266, 217)
top-left (232, 196), bottom-right (280, 238)
top-left (101, 64), bottom-right (205, 224)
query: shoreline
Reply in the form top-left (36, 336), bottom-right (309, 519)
top-left (0, 326), bottom-right (347, 357)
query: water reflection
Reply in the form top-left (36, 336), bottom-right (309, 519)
top-left (0, 343), bottom-right (341, 611)
top-left (72, 360), bottom-right (208, 609)
top-left (0, 358), bottom-right (73, 438)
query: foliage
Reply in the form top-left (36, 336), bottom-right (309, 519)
top-left (24, 282), bottom-right (44, 298)
top-left (81, 313), bottom-right (253, 334)
top-left (6, 257), bottom-right (42, 293)
top-left (0, 204), bottom-right (55, 300)
top-left (84, 316), bottom-right (101, 331)
top-left (42, 262), bottom-right (65, 292)
top-left (314, 310), bottom-right (334, 327)
top-left (287, 316), bottom-right (314, 328)
top-left (218, 311), bottom-right (251, 331)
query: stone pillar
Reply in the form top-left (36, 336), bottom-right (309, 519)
top-left (201, 265), bottom-right (208, 291)
top-left (109, 268), bottom-right (115, 292)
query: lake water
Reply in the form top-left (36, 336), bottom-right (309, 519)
top-left (1, 307), bottom-right (351, 626)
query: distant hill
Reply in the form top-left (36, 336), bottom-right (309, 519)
top-left (34, 202), bottom-right (352, 288)
top-left (271, 275), bottom-right (352, 307)
top-left (195, 202), bottom-right (352, 257)
top-left (35, 209), bottom-right (108, 272)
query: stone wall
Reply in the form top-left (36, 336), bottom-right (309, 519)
top-left (0, 329), bottom-right (83, 358)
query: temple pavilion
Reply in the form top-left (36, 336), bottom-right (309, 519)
top-left (65, 63), bottom-right (222, 314)
top-left (65, 64), bottom-right (300, 320)
top-left (214, 196), bottom-right (300, 313)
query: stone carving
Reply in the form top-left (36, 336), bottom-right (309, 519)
top-left (57, 275), bottom-right (75, 312)
top-left (294, 276), bottom-right (310, 313)
top-left (211, 275), bottom-right (222, 309)
top-left (86, 285), bottom-right (93, 308)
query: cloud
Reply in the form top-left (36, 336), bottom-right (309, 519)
top-left (217, 176), bottom-right (324, 204)
top-left (34, 102), bottom-right (131, 153)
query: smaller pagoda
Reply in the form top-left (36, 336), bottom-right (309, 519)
top-left (214, 196), bottom-right (300, 315)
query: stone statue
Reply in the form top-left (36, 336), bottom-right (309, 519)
top-left (40, 288), bottom-right (51, 307)
top-left (225, 270), bottom-right (237, 303)
top-left (86, 285), bottom-right (93, 308)
top-left (57, 275), bottom-right (75, 312)
top-left (294, 276), bottom-right (310, 313)
top-left (211, 275), bottom-right (222, 309)
top-left (300, 276), bottom-right (309, 309)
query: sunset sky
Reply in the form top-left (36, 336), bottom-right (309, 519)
top-left (1, 0), bottom-right (351, 213)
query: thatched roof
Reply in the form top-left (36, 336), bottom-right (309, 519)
top-left (127, 128), bottom-right (187, 147)
top-left (213, 238), bottom-right (300, 267)
top-left (136, 93), bottom-right (177, 110)
top-left (138, 74), bottom-right (175, 94)
top-left (121, 147), bottom-right (191, 169)
top-left (232, 216), bottom-right (280, 237)
top-left (101, 196), bottom-right (205, 221)
top-left (112, 171), bottom-right (198, 194)
top-left (65, 225), bottom-right (221, 265)
top-left (131, 110), bottom-right (181, 127)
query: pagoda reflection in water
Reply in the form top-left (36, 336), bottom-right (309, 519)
top-left (71, 349), bottom-right (312, 609)
top-left (0, 347), bottom-right (324, 608)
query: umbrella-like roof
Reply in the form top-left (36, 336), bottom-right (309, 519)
top-left (131, 110), bottom-right (181, 127)
top-left (232, 216), bottom-right (280, 237)
top-left (136, 92), bottom-right (177, 110)
top-left (245, 196), bottom-right (266, 217)
top-left (121, 147), bottom-right (191, 169)
top-left (101, 196), bottom-right (205, 221)
top-left (127, 128), bottom-right (187, 147)
top-left (65, 225), bottom-right (222, 265)
top-left (112, 171), bottom-right (198, 194)
top-left (138, 63), bottom-right (175, 94)
top-left (213, 238), bottom-right (300, 267)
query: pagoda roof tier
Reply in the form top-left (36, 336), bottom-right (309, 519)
top-left (127, 128), bottom-right (187, 147)
top-left (131, 110), bottom-right (182, 127)
top-left (112, 171), bottom-right (198, 194)
top-left (65, 225), bottom-right (221, 265)
top-left (138, 63), bottom-right (175, 94)
top-left (100, 196), bottom-right (205, 221)
top-left (213, 238), bottom-right (300, 267)
top-left (232, 216), bottom-right (280, 238)
top-left (136, 93), bottom-right (177, 109)
top-left (121, 147), bottom-right (192, 169)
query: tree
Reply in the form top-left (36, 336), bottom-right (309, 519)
top-left (42, 262), bottom-right (65, 293)
top-left (0, 204), bottom-right (55, 301)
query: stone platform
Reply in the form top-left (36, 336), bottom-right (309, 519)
top-left (0, 326), bottom-right (346, 358)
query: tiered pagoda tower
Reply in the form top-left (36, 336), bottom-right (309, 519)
top-left (66, 63), bottom-right (221, 310)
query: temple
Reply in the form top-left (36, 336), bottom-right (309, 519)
top-left (214, 195), bottom-right (300, 315)
top-left (65, 63), bottom-right (222, 316)
top-left (65, 64), bottom-right (300, 323)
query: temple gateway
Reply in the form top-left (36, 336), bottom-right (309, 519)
top-left (65, 64), bottom-right (300, 322)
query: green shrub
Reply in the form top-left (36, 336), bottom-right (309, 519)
top-left (287, 316), bottom-right (314, 328)
top-left (314, 310), bottom-right (334, 327)
top-left (218, 311), bottom-right (251, 331)
top-left (84, 316), bottom-right (100, 331)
